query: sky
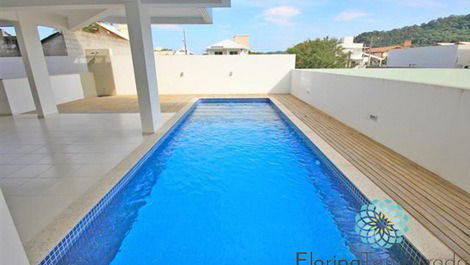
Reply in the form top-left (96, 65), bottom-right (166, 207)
top-left (151, 0), bottom-right (470, 53)
top-left (2, 0), bottom-right (469, 54)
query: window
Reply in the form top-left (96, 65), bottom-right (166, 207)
top-left (229, 51), bottom-right (239, 55)
top-left (214, 51), bottom-right (223, 55)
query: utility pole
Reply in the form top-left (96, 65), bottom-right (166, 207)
top-left (182, 29), bottom-right (188, 55)
top-left (368, 36), bottom-right (375, 66)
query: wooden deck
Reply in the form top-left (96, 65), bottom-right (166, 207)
top-left (58, 94), bottom-right (470, 261)
top-left (56, 95), bottom-right (192, 113)
top-left (273, 95), bottom-right (470, 261)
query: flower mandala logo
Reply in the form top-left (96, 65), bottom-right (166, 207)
top-left (355, 200), bottom-right (409, 249)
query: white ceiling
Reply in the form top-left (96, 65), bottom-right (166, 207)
top-left (0, 0), bottom-right (230, 29)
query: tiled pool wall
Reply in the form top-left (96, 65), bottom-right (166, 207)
top-left (38, 98), bottom-right (428, 265)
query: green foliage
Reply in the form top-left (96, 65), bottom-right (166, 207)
top-left (249, 51), bottom-right (286, 54)
top-left (82, 23), bottom-right (100, 33)
top-left (286, 38), bottom-right (350, 68)
top-left (355, 14), bottom-right (470, 47)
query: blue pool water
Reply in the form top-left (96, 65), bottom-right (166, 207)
top-left (55, 99), bottom-right (418, 265)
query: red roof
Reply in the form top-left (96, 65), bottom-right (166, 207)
top-left (369, 45), bottom-right (403, 53)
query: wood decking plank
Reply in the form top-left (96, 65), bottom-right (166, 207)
top-left (272, 95), bottom-right (470, 261)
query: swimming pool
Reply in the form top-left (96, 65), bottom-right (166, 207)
top-left (40, 99), bottom-right (425, 265)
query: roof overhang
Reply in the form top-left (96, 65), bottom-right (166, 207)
top-left (0, 0), bottom-right (230, 9)
top-left (0, 0), bottom-right (229, 29)
top-left (102, 7), bottom-right (212, 25)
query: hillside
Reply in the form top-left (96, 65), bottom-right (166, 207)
top-left (355, 14), bottom-right (470, 47)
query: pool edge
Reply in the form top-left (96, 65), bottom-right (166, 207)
top-left (28, 96), bottom-right (456, 265)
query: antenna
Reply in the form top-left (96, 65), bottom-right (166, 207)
top-left (183, 29), bottom-right (188, 55)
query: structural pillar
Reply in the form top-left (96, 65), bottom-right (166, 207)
top-left (125, 0), bottom-right (162, 134)
top-left (0, 188), bottom-right (30, 265)
top-left (0, 81), bottom-right (13, 115)
top-left (14, 13), bottom-right (58, 118)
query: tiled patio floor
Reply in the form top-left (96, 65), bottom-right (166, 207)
top-left (0, 112), bottom-right (174, 243)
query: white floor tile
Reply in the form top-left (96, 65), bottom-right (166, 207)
top-left (0, 112), bottom-right (175, 243)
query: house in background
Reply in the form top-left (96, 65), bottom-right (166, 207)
top-left (0, 28), bottom-right (11, 36)
top-left (388, 43), bottom-right (470, 68)
top-left (233, 35), bottom-right (250, 48)
top-left (339, 36), bottom-right (366, 67)
top-left (154, 47), bottom-right (194, 55)
top-left (46, 22), bottom-right (131, 57)
top-left (1, 22), bottom-right (131, 57)
top-left (368, 40), bottom-right (412, 60)
top-left (40, 23), bottom-right (132, 96)
top-left (0, 28), bottom-right (20, 57)
top-left (154, 47), bottom-right (176, 55)
top-left (174, 46), bottom-right (194, 55)
top-left (1, 22), bottom-right (131, 58)
top-left (437, 41), bottom-right (470, 46)
top-left (40, 32), bottom-right (68, 56)
top-left (207, 35), bottom-right (250, 55)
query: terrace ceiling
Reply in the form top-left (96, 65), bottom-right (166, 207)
top-left (0, 0), bottom-right (230, 29)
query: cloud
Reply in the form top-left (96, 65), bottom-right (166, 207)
top-left (263, 6), bottom-right (301, 26)
top-left (334, 10), bottom-right (367, 21)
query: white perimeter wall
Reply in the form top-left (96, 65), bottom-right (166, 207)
top-left (0, 188), bottom-right (29, 265)
top-left (0, 56), bottom-right (88, 79)
top-left (388, 45), bottom-right (458, 68)
top-left (291, 69), bottom-right (470, 191)
top-left (114, 55), bottom-right (295, 95)
top-left (0, 74), bottom-right (85, 114)
top-left (456, 45), bottom-right (470, 66)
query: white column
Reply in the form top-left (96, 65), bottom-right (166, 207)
top-left (0, 81), bottom-right (12, 115)
top-left (125, 0), bottom-right (161, 134)
top-left (0, 188), bottom-right (30, 265)
top-left (14, 14), bottom-right (58, 118)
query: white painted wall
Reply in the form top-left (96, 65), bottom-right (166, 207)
top-left (308, 68), bottom-right (470, 90)
top-left (0, 74), bottom-right (85, 114)
top-left (388, 45), bottom-right (461, 68)
top-left (0, 78), bottom-right (35, 114)
top-left (0, 82), bottom-right (13, 114)
top-left (156, 55), bottom-right (295, 94)
top-left (0, 55), bottom-right (294, 113)
top-left (291, 69), bottom-right (470, 191)
top-left (110, 55), bottom-right (137, 96)
top-left (50, 74), bottom-right (85, 103)
top-left (456, 45), bottom-right (470, 67)
top-left (0, 188), bottom-right (29, 265)
top-left (112, 55), bottom-right (295, 95)
top-left (0, 56), bottom-right (88, 79)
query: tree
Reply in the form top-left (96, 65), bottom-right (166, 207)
top-left (355, 14), bottom-right (470, 47)
top-left (82, 23), bottom-right (100, 33)
top-left (286, 38), bottom-right (351, 69)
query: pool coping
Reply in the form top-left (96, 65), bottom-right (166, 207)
top-left (26, 96), bottom-right (456, 265)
